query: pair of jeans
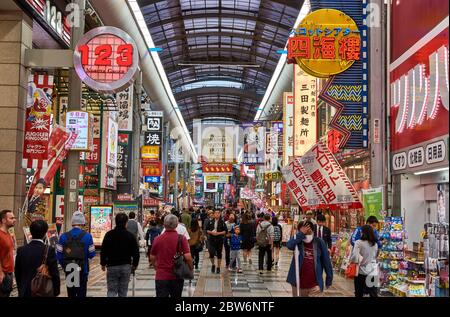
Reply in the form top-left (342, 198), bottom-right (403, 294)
top-left (354, 273), bottom-right (378, 297)
top-left (155, 279), bottom-right (184, 297)
top-left (66, 273), bottom-right (88, 298)
top-left (258, 245), bottom-right (272, 271)
top-left (190, 245), bottom-right (200, 268)
top-left (230, 250), bottom-right (241, 269)
top-left (106, 264), bottom-right (132, 297)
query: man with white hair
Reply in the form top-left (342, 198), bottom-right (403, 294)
top-left (150, 214), bottom-right (193, 297)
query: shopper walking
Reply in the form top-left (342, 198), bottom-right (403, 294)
top-left (181, 208), bottom-right (192, 230)
top-left (229, 226), bottom-right (243, 273)
top-left (145, 220), bottom-right (162, 266)
top-left (316, 214), bottom-right (332, 250)
top-left (256, 214), bottom-right (274, 274)
top-left (351, 216), bottom-right (382, 249)
top-left (0, 210), bottom-right (16, 297)
top-left (286, 221), bottom-right (333, 297)
top-left (188, 219), bottom-right (204, 270)
top-left (350, 225), bottom-right (379, 297)
top-left (127, 211), bottom-right (145, 244)
top-left (15, 220), bottom-right (60, 297)
top-left (56, 211), bottom-right (96, 298)
top-left (206, 209), bottom-right (227, 274)
top-left (240, 213), bottom-right (256, 265)
top-left (272, 217), bottom-right (283, 267)
top-left (150, 214), bottom-right (193, 297)
top-left (224, 213), bottom-right (237, 268)
top-left (101, 213), bottom-right (140, 297)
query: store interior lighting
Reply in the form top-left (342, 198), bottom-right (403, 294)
top-left (127, 0), bottom-right (198, 162)
top-left (254, 0), bottom-right (311, 122)
top-left (413, 167), bottom-right (449, 175)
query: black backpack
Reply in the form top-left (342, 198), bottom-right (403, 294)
top-left (62, 231), bottom-right (86, 270)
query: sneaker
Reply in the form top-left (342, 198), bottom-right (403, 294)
top-left (216, 267), bottom-right (221, 274)
top-left (259, 270), bottom-right (264, 275)
top-left (211, 265), bottom-right (216, 273)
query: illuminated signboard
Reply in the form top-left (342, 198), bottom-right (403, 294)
top-left (73, 26), bottom-right (139, 94)
top-left (288, 9), bottom-right (361, 78)
top-left (141, 146), bottom-right (160, 161)
top-left (283, 92), bottom-right (294, 165)
top-left (66, 111), bottom-right (92, 151)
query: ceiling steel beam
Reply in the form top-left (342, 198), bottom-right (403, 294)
top-left (174, 87), bottom-right (262, 101)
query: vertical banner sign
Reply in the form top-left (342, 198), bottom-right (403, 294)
top-left (22, 74), bottom-right (54, 169)
top-left (117, 133), bottom-right (131, 183)
top-left (117, 85), bottom-right (133, 131)
top-left (242, 123), bottom-right (265, 164)
top-left (289, 2), bottom-right (368, 149)
top-left (283, 92), bottom-right (294, 166)
top-left (66, 111), bottom-right (91, 151)
top-left (59, 96), bottom-right (68, 126)
top-left (107, 114), bottom-right (118, 168)
top-left (85, 138), bottom-right (100, 164)
top-left (294, 64), bottom-right (317, 156)
top-left (362, 187), bottom-right (383, 220)
top-left (265, 132), bottom-right (278, 173)
top-left (272, 121), bottom-right (284, 157)
top-left (299, 140), bottom-right (362, 208)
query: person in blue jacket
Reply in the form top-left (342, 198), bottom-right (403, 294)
top-left (56, 211), bottom-right (96, 298)
top-left (350, 216), bottom-right (382, 249)
top-left (286, 220), bottom-right (333, 297)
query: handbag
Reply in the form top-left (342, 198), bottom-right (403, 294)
top-left (31, 245), bottom-right (54, 297)
top-left (173, 235), bottom-right (194, 280)
top-left (345, 263), bottom-right (359, 279)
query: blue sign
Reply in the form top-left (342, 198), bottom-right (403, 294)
top-left (145, 176), bottom-right (161, 183)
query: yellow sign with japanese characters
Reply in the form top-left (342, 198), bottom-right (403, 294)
top-left (288, 9), bottom-right (361, 78)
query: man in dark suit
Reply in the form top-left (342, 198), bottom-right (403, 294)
top-left (316, 214), bottom-right (332, 250)
top-left (15, 220), bottom-right (60, 297)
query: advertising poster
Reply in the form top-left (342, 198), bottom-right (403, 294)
top-left (362, 187), bottom-right (383, 220)
top-left (437, 184), bottom-right (447, 224)
top-left (117, 86), bottom-right (133, 131)
top-left (22, 74), bottom-right (54, 169)
top-left (90, 206), bottom-right (112, 246)
top-left (242, 123), bottom-right (265, 164)
top-left (107, 117), bottom-right (118, 168)
top-left (113, 202), bottom-right (138, 226)
top-left (66, 111), bottom-right (91, 151)
top-left (283, 92), bottom-right (294, 166)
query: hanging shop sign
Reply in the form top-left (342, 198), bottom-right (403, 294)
top-left (117, 193), bottom-right (133, 201)
top-left (144, 176), bottom-right (161, 183)
top-left (299, 140), bottom-right (362, 208)
top-left (66, 111), bottom-right (93, 151)
top-left (73, 26), bottom-right (139, 94)
top-left (144, 131), bottom-right (162, 146)
top-left (141, 145), bottom-right (160, 161)
top-left (242, 123), bottom-right (265, 164)
top-left (283, 92), bottom-right (294, 166)
top-left (22, 0), bottom-right (71, 46)
top-left (84, 138), bottom-right (100, 164)
top-left (90, 206), bottom-right (112, 246)
top-left (194, 121), bottom-right (239, 163)
top-left (141, 161), bottom-right (162, 176)
top-left (204, 175), bottom-right (229, 183)
top-left (203, 164), bottom-right (233, 174)
top-left (203, 181), bottom-right (218, 193)
top-left (100, 165), bottom-right (116, 190)
top-left (389, 0), bottom-right (448, 174)
top-left (288, 8), bottom-right (361, 78)
top-left (264, 172), bottom-right (282, 181)
top-left (266, 132), bottom-right (278, 155)
top-left (104, 113), bottom-right (118, 168)
top-left (239, 187), bottom-right (265, 208)
top-left (362, 187), bottom-right (383, 220)
top-left (298, 1), bottom-right (369, 150)
top-left (59, 96), bottom-right (68, 126)
top-left (117, 133), bottom-right (132, 184)
top-left (22, 74), bottom-right (54, 169)
top-left (143, 197), bottom-right (160, 207)
top-left (146, 116), bottom-right (163, 132)
top-left (113, 202), bottom-right (138, 219)
top-left (117, 86), bottom-right (133, 132)
top-left (271, 121), bottom-right (284, 157)
top-left (294, 64), bottom-right (317, 156)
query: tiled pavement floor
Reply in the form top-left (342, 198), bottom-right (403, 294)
top-left (12, 248), bottom-right (354, 297)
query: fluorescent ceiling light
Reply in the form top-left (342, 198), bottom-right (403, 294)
top-left (254, 0), bottom-right (311, 121)
top-left (413, 167), bottom-right (449, 176)
top-left (127, 0), bottom-right (198, 162)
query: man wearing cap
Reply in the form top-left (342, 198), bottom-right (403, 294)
top-left (56, 211), bottom-right (96, 298)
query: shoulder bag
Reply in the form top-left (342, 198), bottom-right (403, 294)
top-left (173, 235), bottom-right (194, 280)
top-left (31, 245), bottom-right (55, 297)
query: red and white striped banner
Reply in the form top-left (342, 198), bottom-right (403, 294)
top-left (22, 73), bottom-right (54, 169)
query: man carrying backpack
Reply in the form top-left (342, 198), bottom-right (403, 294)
top-left (56, 211), bottom-right (96, 298)
top-left (256, 214), bottom-right (274, 274)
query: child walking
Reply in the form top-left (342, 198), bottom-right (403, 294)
top-left (229, 226), bottom-right (243, 273)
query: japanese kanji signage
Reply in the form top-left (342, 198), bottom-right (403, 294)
top-left (85, 138), bottom-right (100, 164)
top-left (22, 74), bottom-right (53, 169)
top-left (283, 92), bottom-right (294, 166)
top-left (203, 164), bottom-right (233, 174)
top-left (282, 140), bottom-right (362, 209)
top-left (146, 116), bottom-right (162, 132)
top-left (141, 161), bottom-right (162, 176)
top-left (144, 131), bottom-right (162, 146)
top-left (288, 8), bottom-right (361, 77)
top-left (242, 123), bottom-right (265, 164)
top-left (117, 133), bottom-right (131, 184)
top-left (73, 27), bottom-right (139, 94)
top-left (271, 121), bottom-right (284, 156)
top-left (141, 146), bottom-right (160, 161)
top-left (294, 64), bottom-right (317, 156)
top-left (106, 114), bottom-right (118, 168)
top-left (117, 86), bottom-right (133, 131)
top-left (66, 111), bottom-right (93, 151)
